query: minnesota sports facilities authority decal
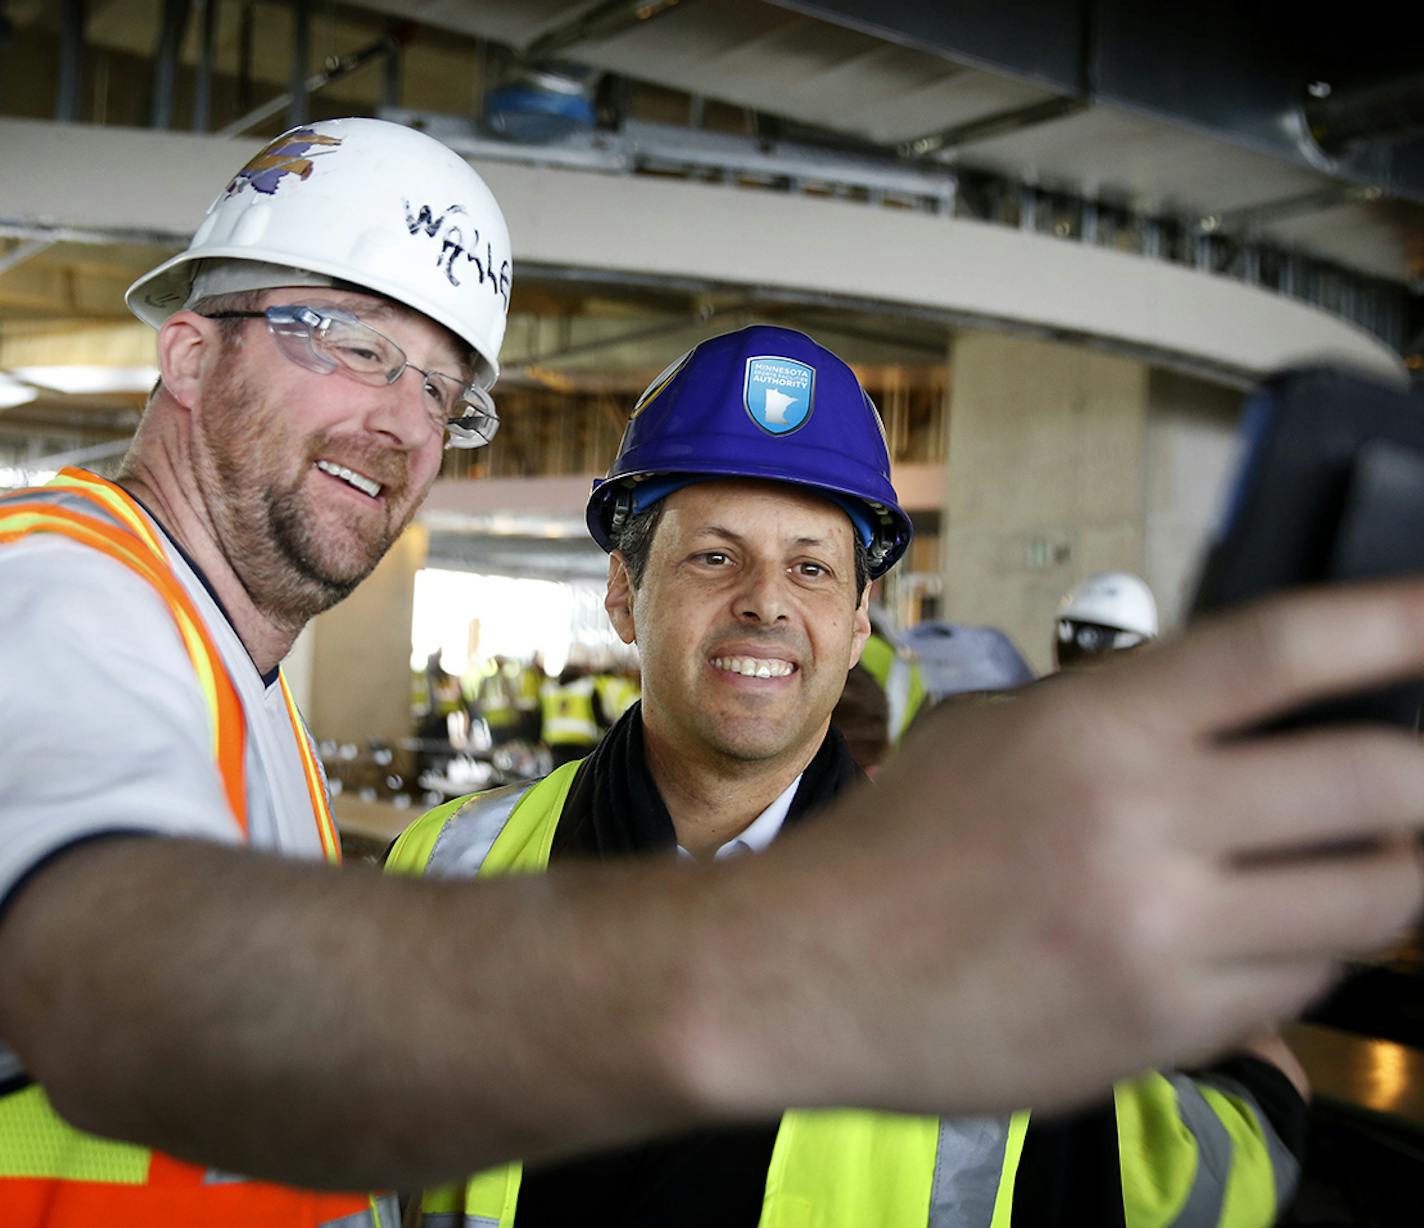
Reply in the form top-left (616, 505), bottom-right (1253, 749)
top-left (744, 356), bottom-right (815, 436)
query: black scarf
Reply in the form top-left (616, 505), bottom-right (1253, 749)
top-left (547, 702), bottom-right (862, 863)
top-left (516, 704), bottom-right (863, 1228)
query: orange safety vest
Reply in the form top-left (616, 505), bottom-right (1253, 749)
top-left (0, 469), bottom-right (386, 1227)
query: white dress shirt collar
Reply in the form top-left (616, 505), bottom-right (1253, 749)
top-left (676, 773), bottom-right (801, 860)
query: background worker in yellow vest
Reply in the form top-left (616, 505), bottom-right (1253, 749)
top-left (4, 115), bottom-right (1424, 1228)
top-left (539, 665), bottom-right (601, 767)
top-left (474, 655), bottom-right (524, 748)
top-left (388, 326), bottom-right (1309, 1228)
top-left (860, 602), bottom-right (931, 747)
top-left (592, 659), bottom-right (641, 728)
top-left (513, 654), bottom-right (546, 742)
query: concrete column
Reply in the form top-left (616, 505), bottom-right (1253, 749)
top-left (1142, 370), bottom-right (1244, 631)
top-left (305, 523), bottom-right (428, 743)
top-left (941, 331), bottom-right (1150, 676)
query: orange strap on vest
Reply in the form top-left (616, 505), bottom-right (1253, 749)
top-left (0, 486), bottom-right (249, 829)
top-left (0, 1167), bottom-right (381, 1228)
top-left (0, 471), bottom-right (369, 1227)
top-left (0, 468), bottom-right (342, 859)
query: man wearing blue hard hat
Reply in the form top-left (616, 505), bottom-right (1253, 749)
top-left (389, 325), bottom-right (1305, 1228)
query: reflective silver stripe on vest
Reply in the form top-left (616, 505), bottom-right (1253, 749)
top-left (927, 1114), bottom-right (1012, 1228)
top-left (420, 1215), bottom-right (497, 1228)
top-left (425, 782), bottom-right (537, 878)
top-left (319, 1194), bottom-right (402, 1228)
top-left (1192, 1071), bottom-right (1300, 1214)
top-left (1161, 1075), bottom-right (1232, 1228)
top-left (885, 655), bottom-right (912, 741)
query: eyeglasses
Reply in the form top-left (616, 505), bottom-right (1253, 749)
top-left (202, 305), bottom-right (499, 449)
top-left (1055, 618), bottom-right (1146, 666)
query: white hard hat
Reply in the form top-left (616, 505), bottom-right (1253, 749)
top-left (126, 117), bottom-right (511, 389)
top-left (1057, 572), bottom-right (1159, 639)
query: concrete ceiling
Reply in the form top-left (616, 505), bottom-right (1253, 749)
top-left (339, 0), bottom-right (1424, 284)
top-left (0, 0), bottom-right (1420, 465)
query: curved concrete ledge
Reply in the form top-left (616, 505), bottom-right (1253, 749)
top-left (485, 159), bottom-right (1402, 382)
top-left (0, 118), bottom-right (1403, 382)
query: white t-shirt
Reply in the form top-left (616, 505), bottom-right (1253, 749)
top-left (0, 495), bottom-right (331, 1081)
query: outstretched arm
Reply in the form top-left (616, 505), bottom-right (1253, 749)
top-left (1, 580), bottom-right (1421, 1190)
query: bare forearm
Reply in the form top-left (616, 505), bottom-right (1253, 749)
top-left (0, 837), bottom-right (722, 1188)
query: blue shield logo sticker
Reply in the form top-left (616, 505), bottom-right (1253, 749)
top-left (744, 356), bottom-right (815, 436)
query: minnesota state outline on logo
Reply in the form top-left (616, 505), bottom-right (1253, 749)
top-left (744, 356), bottom-right (815, 436)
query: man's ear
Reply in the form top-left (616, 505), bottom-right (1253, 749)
top-left (848, 584), bottom-right (873, 669)
top-left (155, 311), bottom-right (220, 410)
top-left (605, 552), bottom-right (637, 645)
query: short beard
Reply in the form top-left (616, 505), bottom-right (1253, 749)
top-left (195, 349), bottom-right (413, 630)
top-left (265, 480), bottom-right (382, 615)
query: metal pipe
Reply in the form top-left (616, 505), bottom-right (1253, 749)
top-left (1081, 199), bottom-right (1098, 245)
top-left (1142, 218), bottom-right (1162, 260)
top-left (238, 0), bottom-right (254, 112)
top-left (0, 239), bottom-right (54, 279)
top-left (220, 26), bottom-right (409, 137)
top-left (899, 97), bottom-right (1084, 159)
top-left (526, 0), bottom-right (685, 61)
top-left (56, 0), bottom-right (86, 123)
top-left (510, 300), bottom-right (768, 367)
top-left (193, 0), bottom-right (218, 131)
top-left (288, 0), bottom-right (311, 129)
top-left (381, 23), bottom-right (402, 110)
top-left (0, 10), bottom-right (14, 114)
top-left (1018, 185), bottom-right (1038, 233)
top-left (151, 0), bottom-right (191, 131)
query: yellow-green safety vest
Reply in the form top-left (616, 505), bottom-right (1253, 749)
top-left (859, 632), bottom-right (929, 746)
top-left (386, 769), bottom-right (1296, 1228)
top-left (539, 677), bottom-right (599, 747)
top-left (593, 673), bottom-right (640, 724)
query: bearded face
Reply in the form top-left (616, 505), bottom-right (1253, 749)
top-left (190, 325), bottom-right (440, 627)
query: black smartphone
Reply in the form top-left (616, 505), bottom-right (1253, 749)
top-left (1189, 365), bottom-right (1424, 732)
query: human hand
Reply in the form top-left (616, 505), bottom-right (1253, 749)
top-left (689, 579), bottom-right (1424, 1117)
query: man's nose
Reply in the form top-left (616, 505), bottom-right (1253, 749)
top-left (361, 369), bottom-right (440, 451)
top-left (734, 562), bottom-right (791, 624)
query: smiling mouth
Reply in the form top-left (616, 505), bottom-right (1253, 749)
top-left (315, 459), bottom-right (383, 499)
top-left (711, 655), bottom-right (797, 679)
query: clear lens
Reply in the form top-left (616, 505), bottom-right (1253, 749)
top-left (264, 307), bottom-right (342, 376)
top-left (264, 306), bottom-right (493, 442)
top-left (308, 312), bottom-right (404, 380)
top-left (446, 386), bottom-right (500, 449)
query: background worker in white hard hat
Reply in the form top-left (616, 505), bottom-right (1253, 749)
top-left (390, 325), bottom-right (1307, 1228)
top-left (3, 115), bottom-right (1424, 1228)
top-left (1054, 570), bottom-right (1160, 669)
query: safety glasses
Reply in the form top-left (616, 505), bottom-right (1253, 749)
top-left (202, 304), bottom-right (499, 449)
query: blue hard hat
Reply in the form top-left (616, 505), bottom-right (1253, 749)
top-left (586, 325), bottom-right (913, 578)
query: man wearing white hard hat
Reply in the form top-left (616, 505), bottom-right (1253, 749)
top-left (1054, 571), bottom-right (1160, 669)
top-left (0, 116), bottom-right (510, 1227)
top-left (0, 116), bottom-right (1423, 1228)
